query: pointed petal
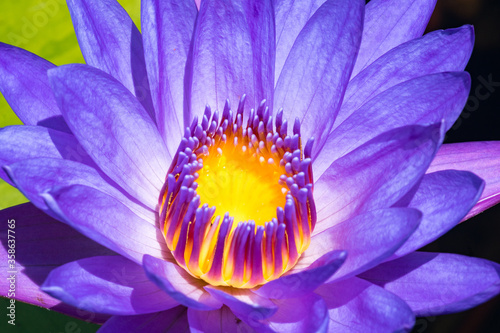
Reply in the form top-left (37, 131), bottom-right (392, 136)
top-left (314, 123), bottom-right (443, 231)
top-left (189, 0), bottom-right (275, 116)
top-left (188, 307), bottom-right (256, 333)
top-left (0, 203), bottom-right (112, 323)
top-left (360, 252), bottom-right (500, 316)
top-left (0, 43), bottom-right (69, 132)
top-left (253, 250), bottom-right (346, 299)
top-left (316, 277), bottom-right (415, 332)
top-left (41, 256), bottom-right (178, 315)
top-left (274, 0), bottom-right (364, 158)
top-left (141, 0), bottom-right (197, 156)
top-left (42, 184), bottom-right (169, 263)
top-left (428, 141), bottom-right (500, 220)
top-left (352, 0), bottom-right (437, 77)
top-left (5, 158), bottom-right (154, 223)
top-left (334, 26), bottom-right (474, 131)
top-left (48, 64), bottom-right (170, 208)
top-left (100, 307), bottom-right (189, 333)
top-left (0, 126), bottom-right (94, 186)
top-left (274, 0), bottom-right (326, 83)
top-left (315, 72), bottom-right (470, 178)
top-left (391, 170), bottom-right (484, 258)
top-left (307, 209), bottom-right (421, 282)
top-left (204, 286), bottom-right (277, 319)
top-left (66, 0), bottom-right (154, 118)
top-left (142, 254), bottom-right (222, 311)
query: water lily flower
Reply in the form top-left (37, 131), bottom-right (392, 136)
top-left (2, 0), bottom-right (500, 332)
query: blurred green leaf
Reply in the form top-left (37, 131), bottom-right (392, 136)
top-left (0, 298), bottom-right (101, 333)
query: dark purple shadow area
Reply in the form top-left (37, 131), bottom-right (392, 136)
top-left (0, 203), bottom-right (113, 323)
top-left (37, 115), bottom-right (72, 134)
top-left (129, 25), bottom-right (156, 123)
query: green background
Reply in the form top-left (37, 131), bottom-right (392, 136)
top-left (0, 1), bottom-right (141, 331)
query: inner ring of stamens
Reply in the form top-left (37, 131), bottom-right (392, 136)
top-left (159, 96), bottom-right (316, 288)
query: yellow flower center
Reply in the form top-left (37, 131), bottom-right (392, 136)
top-left (196, 135), bottom-right (286, 228)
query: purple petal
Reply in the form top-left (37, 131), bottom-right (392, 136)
top-left (142, 254), bottom-right (222, 311)
top-left (307, 208), bottom-right (421, 282)
top-left (41, 256), bottom-right (178, 315)
top-left (5, 158), bottom-right (154, 222)
top-left (391, 170), bottom-right (484, 259)
top-left (141, 0), bottom-right (197, 157)
top-left (0, 43), bottom-right (69, 132)
top-left (188, 0), bottom-right (275, 116)
top-left (204, 286), bottom-right (277, 319)
top-left (253, 250), bottom-right (346, 299)
top-left (48, 64), bottom-right (170, 208)
top-left (0, 126), bottom-right (94, 186)
top-left (316, 277), bottom-right (415, 332)
top-left (66, 0), bottom-right (154, 118)
top-left (352, 0), bottom-right (437, 77)
top-left (273, 0), bottom-right (364, 158)
top-left (335, 26), bottom-right (474, 131)
top-left (259, 294), bottom-right (329, 333)
top-left (360, 252), bottom-right (500, 316)
top-left (274, 0), bottom-right (326, 83)
top-left (100, 307), bottom-right (188, 333)
top-left (428, 141), bottom-right (500, 220)
top-left (315, 72), bottom-right (470, 178)
top-left (42, 184), bottom-right (169, 263)
top-left (188, 307), bottom-right (255, 333)
top-left (0, 203), bottom-right (112, 323)
top-left (314, 123), bottom-right (443, 231)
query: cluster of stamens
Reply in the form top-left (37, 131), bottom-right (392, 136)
top-left (159, 96), bottom-right (316, 288)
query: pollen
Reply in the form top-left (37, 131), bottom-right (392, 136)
top-left (196, 128), bottom-right (286, 227)
top-left (159, 96), bottom-right (316, 288)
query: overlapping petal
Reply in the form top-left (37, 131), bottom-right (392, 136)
top-left (189, 0), bottom-right (275, 115)
top-left (316, 277), bottom-right (415, 332)
top-left (66, 0), bottom-right (155, 118)
top-left (41, 256), bottom-right (178, 315)
top-left (334, 25), bottom-right (474, 130)
top-left (205, 286), bottom-right (277, 320)
top-left (0, 126), bottom-right (95, 186)
top-left (4, 158), bottom-right (153, 222)
top-left (259, 294), bottom-right (329, 333)
top-left (0, 43), bottom-right (68, 132)
top-left (428, 141), bottom-right (500, 220)
top-left (304, 209), bottom-right (421, 282)
top-left (274, 0), bottom-right (326, 82)
top-left (315, 72), bottom-right (470, 177)
top-left (188, 306), bottom-right (255, 333)
top-left (352, 0), bottom-right (437, 77)
top-left (253, 250), bottom-right (346, 299)
top-left (42, 184), bottom-right (169, 263)
top-left (0, 203), bottom-right (112, 323)
top-left (391, 170), bottom-right (484, 258)
top-left (274, 0), bottom-right (364, 158)
top-left (100, 306), bottom-right (189, 333)
top-left (141, 0), bottom-right (197, 156)
top-left (315, 123), bottom-right (443, 229)
top-left (361, 252), bottom-right (500, 316)
top-left (142, 254), bottom-right (222, 311)
top-left (48, 64), bottom-right (169, 208)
